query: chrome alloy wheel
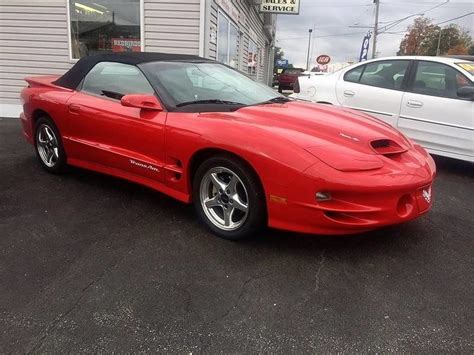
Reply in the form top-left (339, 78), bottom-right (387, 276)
top-left (36, 124), bottom-right (59, 168)
top-left (199, 167), bottom-right (249, 231)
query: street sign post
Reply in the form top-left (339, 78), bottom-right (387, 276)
top-left (259, 0), bottom-right (300, 15)
top-left (276, 59), bottom-right (289, 68)
top-left (316, 55), bottom-right (331, 65)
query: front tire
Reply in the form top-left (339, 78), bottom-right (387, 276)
top-left (193, 155), bottom-right (266, 240)
top-left (34, 116), bottom-right (67, 174)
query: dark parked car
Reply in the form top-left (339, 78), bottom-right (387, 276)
top-left (278, 68), bottom-right (304, 93)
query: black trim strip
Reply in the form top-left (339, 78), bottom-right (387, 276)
top-left (399, 115), bottom-right (473, 131)
top-left (355, 108), bottom-right (393, 117)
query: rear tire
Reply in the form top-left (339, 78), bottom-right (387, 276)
top-left (193, 155), bottom-right (266, 240)
top-left (34, 116), bottom-right (67, 174)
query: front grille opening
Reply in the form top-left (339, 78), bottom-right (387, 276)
top-left (324, 211), bottom-right (370, 225)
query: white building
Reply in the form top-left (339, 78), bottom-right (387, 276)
top-left (0, 0), bottom-right (276, 117)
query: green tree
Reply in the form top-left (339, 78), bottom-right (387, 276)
top-left (398, 17), bottom-right (438, 55)
top-left (429, 25), bottom-right (472, 55)
top-left (398, 17), bottom-right (473, 56)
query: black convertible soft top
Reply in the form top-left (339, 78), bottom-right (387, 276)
top-left (54, 52), bottom-right (210, 90)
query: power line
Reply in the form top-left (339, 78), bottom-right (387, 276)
top-left (434, 11), bottom-right (474, 25)
top-left (277, 32), bottom-right (368, 41)
top-left (380, 1), bottom-right (472, 6)
top-left (300, 2), bottom-right (373, 7)
top-left (277, 25), bottom-right (353, 32)
top-left (378, 0), bottom-right (451, 33)
top-left (376, 11), bottom-right (474, 37)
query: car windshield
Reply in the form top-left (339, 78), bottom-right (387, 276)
top-left (456, 62), bottom-right (474, 76)
top-left (141, 61), bottom-right (282, 107)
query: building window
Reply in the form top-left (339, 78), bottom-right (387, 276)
top-left (217, 11), bottom-right (239, 69)
top-left (69, 0), bottom-right (141, 59)
top-left (247, 39), bottom-right (258, 77)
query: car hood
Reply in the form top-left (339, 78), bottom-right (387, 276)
top-left (232, 101), bottom-right (413, 171)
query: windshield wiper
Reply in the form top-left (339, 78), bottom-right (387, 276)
top-left (255, 97), bottom-right (292, 105)
top-left (176, 99), bottom-right (246, 107)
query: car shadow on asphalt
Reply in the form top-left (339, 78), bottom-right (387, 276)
top-left (19, 147), bottom-right (459, 259)
top-left (53, 161), bottom-right (427, 258)
top-left (431, 155), bottom-right (474, 177)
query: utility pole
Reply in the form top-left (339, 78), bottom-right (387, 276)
top-left (306, 28), bottom-right (313, 71)
top-left (436, 27), bottom-right (443, 56)
top-left (372, 0), bottom-right (380, 59)
top-left (310, 26), bottom-right (316, 69)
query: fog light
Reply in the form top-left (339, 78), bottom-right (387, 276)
top-left (396, 194), bottom-right (414, 218)
top-left (316, 191), bottom-right (332, 202)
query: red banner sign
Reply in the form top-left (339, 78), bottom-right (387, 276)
top-left (112, 38), bottom-right (141, 52)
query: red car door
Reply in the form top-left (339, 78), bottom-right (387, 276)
top-left (63, 62), bottom-right (166, 182)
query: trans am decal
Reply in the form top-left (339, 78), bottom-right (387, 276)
top-left (129, 159), bottom-right (159, 172)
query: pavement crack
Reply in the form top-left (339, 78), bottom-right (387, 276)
top-left (26, 258), bottom-right (121, 354)
top-left (198, 270), bottom-right (277, 353)
top-left (313, 250), bottom-right (326, 293)
top-left (296, 249), bottom-right (326, 308)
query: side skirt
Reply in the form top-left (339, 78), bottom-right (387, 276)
top-left (67, 157), bottom-right (192, 203)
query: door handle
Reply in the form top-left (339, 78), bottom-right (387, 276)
top-left (407, 100), bottom-right (423, 108)
top-left (68, 104), bottom-right (81, 114)
top-left (344, 90), bottom-right (355, 97)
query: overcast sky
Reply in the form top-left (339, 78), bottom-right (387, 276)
top-left (275, 0), bottom-right (474, 67)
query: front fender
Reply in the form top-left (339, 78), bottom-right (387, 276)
top-left (164, 112), bottom-right (318, 201)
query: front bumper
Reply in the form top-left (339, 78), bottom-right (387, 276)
top-left (269, 183), bottom-right (433, 235)
top-left (279, 82), bottom-right (295, 88)
top-left (267, 149), bottom-right (436, 235)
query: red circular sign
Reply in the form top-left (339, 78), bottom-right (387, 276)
top-left (316, 55), bottom-right (331, 65)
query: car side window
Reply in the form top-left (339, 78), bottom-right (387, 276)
top-left (344, 65), bottom-right (365, 83)
top-left (412, 61), bottom-right (472, 99)
top-left (81, 62), bottom-right (154, 100)
top-left (358, 60), bottom-right (410, 90)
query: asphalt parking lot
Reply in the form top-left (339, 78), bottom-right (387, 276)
top-left (1, 118), bottom-right (473, 353)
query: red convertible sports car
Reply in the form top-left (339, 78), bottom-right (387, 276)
top-left (20, 52), bottom-right (436, 240)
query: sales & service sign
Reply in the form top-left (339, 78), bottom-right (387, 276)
top-left (260, 0), bottom-right (300, 15)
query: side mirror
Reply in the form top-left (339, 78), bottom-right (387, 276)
top-left (457, 86), bottom-right (474, 101)
top-left (121, 94), bottom-right (163, 110)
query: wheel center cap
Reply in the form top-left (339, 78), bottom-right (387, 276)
top-left (221, 194), bottom-right (229, 203)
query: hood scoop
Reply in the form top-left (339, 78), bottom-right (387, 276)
top-left (370, 139), bottom-right (407, 155)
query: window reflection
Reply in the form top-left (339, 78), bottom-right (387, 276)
top-left (217, 11), bottom-right (239, 69)
top-left (217, 12), bottom-right (229, 64)
top-left (229, 24), bottom-right (239, 69)
top-left (70, 0), bottom-right (141, 59)
top-left (247, 39), bottom-right (258, 77)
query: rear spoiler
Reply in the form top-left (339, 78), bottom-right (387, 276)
top-left (24, 75), bottom-right (72, 91)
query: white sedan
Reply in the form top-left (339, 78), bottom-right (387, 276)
top-left (292, 56), bottom-right (474, 162)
